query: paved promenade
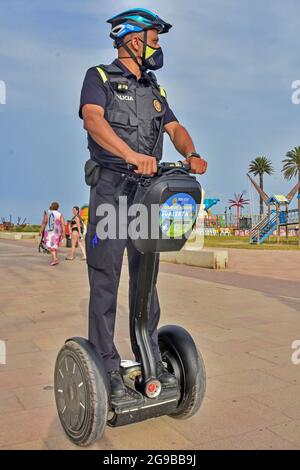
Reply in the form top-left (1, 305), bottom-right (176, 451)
top-left (1, 239), bottom-right (300, 450)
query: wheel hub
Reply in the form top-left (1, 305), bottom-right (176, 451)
top-left (66, 380), bottom-right (77, 403)
top-left (55, 354), bottom-right (87, 431)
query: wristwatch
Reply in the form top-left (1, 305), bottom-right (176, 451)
top-left (186, 152), bottom-right (201, 159)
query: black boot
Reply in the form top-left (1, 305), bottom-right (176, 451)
top-left (109, 370), bottom-right (126, 398)
top-left (156, 361), bottom-right (178, 387)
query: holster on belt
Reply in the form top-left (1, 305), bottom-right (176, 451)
top-left (84, 159), bottom-right (101, 187)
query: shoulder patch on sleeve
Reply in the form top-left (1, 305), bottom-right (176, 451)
top-left (159, 86), bottom-right (167, 99)
top-left (96, 66), bottom-right (108, 83)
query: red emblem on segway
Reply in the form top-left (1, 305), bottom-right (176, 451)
top-left (146, 380), bottom-right (161, 398)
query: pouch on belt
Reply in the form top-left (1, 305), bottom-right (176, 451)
top-left (84, 159), bottom-right (101, 187)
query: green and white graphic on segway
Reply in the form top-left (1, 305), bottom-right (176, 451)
top-left (159, 193), bottom-right (197, 238)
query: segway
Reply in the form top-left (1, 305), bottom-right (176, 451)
top-left (54, 161), bottom-right (206, 446)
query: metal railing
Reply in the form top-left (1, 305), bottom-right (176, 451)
top-left (250, 213), bottom-right (277, 244)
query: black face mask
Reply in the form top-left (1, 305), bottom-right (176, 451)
top-left (139, 40), bottom-right (164, 70)
top-left (121, 32), bottom-right (164, 71)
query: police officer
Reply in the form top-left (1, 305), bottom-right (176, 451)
top-left (79, 9), bottom-right (207, 399)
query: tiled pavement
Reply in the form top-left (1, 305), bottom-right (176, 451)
top-left (0, 239), bottom-right (300, 450)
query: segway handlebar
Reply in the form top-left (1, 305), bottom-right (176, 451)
top-left (127, 161), bottom-right (191, 175)
top-left (157, 161), bottom-right (191, 173)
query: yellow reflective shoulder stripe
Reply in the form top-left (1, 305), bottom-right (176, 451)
top-left (159, 86), bottom-right (167, 98)
top-left (96, 67), bottom-right (108, 83)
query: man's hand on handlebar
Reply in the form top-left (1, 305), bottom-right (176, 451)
top-left (184, 156), bottom-right (208, 175)
top-left (124, 151), bottom-right (207, 176)
top-left (125, 152), bottom-right (157, 175)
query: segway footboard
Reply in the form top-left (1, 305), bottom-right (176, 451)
top-left (108, 386), bottom-right (180, 427)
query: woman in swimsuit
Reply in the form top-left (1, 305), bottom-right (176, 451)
top-left (66, 206), bottom-right (86, 261)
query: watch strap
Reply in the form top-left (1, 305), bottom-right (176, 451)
top-left (186, 152), bottom-right (201, 159)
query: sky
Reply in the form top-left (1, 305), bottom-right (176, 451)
top-left (0, 0), bottom-right (300, 223)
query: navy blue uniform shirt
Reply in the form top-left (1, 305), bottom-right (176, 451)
top-left (79, 59), bottom-right (178, 170)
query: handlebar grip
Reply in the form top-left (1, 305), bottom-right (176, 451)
top-left (127, 161), bottom-right (191, 174)
top-left (127, 163), bottom-right (138, 171)
top-left (181, 162), bottom-right (191, 171)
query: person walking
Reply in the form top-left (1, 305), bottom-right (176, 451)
top-left (41, 202), bottom-right (65, 266)
top-left (66, 206), bottom-right (87, 261)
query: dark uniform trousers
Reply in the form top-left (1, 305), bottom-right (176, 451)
top-left (86, 170), bottom-right (161, 374)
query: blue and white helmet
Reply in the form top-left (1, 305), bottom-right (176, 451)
top-left (107, 8), bottom-right (172, 45)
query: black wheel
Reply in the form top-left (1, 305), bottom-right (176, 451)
top-left (54, 337), bottom-right (108, 446)
top-left (158, 325), bottom-right (206, 419)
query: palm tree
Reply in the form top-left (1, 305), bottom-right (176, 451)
top-left (228, 192), bottom-right (249, 228)
top-left (248, 156), bottom-right (274, 220)
top-left (282, 146), bottom-right (300, 245)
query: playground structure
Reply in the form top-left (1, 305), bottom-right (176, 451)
top-left (203, 198), bottom-right (256, 234)
top-left (200, 180), bottom-right (300, 244)
top-left (204, 198), bottom-right (220, 212)
top-left (203, 199), bottom-right (222, 231)
top-left (247, 174), bottom-right (300, 244)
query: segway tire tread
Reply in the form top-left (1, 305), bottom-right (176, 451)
top-left (171, 349), bottom-right (206, 420)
